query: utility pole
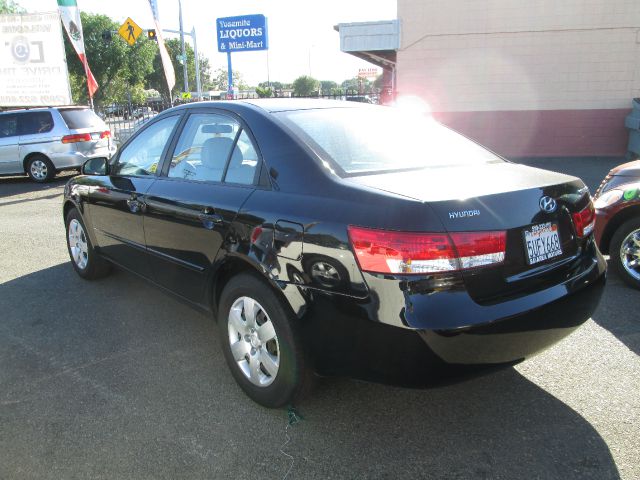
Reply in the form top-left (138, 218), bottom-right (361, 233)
top-left (192, 27), bottom-right (201, 100)
top-left (164, 28), bottom-right (202, 100)
top-left (178, 0), bottom-right (189, 94)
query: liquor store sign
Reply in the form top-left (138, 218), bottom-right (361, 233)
top-left (217, 15), bottom-right (268, 52)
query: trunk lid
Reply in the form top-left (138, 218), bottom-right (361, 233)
top-left (348, 162), bottom-right (592, 302)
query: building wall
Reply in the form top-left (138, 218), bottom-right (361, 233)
top-left (397, 0), bottom-right (640, 157)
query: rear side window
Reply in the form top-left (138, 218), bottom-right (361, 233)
top-left (18, 111), bottom-right (54, 135)
top-left (168, 113), bottom-right (240, 183)
top-left (0, 114), bottom-right (18, 138)
top-left (59, 108), bottom-right (103, 130)
top-left (225, 130), bottom-right (259, 185)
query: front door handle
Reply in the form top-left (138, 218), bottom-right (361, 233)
top-left (126, 197), bottom-right (145, 213)
top-left (198, 208), bottom-right (223, 229)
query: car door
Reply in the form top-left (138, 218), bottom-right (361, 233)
top-left (0, 114), bottom-right (20, 175)
top-left (87, 114), bottom-right (181, 278)
top-left (143, 110), bottom-right (261, 304)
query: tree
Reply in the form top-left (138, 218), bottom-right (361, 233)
top-left (257, 81), bottom-right (292, 97)
top-left (341, 76), bottom-right (372, 94)
top-left (319, 80), bottom-right (337, 95)
top-left (255, 86), bottom-right (272, 98)
top-left (292, 76), bottom-right (319, 96)
top-left (207, 68), bottom-right (247, 92)
top-left (258, 81), bottom-right (289, 91)
top-left (146, 38), bottom-right (211, 100)
top-left (0, 0), bottom-right (24, 14)
top-left (64, 13), bottom-right (156, 104)
top-left (373, 74), bottom-right (384, 90)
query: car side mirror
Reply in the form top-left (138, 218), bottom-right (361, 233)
top-left (82, 157), bottom-right (109, 176)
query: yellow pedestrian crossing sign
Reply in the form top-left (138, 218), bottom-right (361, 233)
top-left (118, 17), bottom-right (142, 46)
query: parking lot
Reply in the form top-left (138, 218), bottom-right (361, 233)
top-left (0, 159), bottom-right (638, 479)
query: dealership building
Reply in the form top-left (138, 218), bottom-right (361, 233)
top-left (337, 0), bottom-right (640, 157)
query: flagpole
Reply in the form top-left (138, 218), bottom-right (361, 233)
top-left (178, 0), bottom-right (188, 94)
top-left (57, 0), bottom-right (99, 104)
top-left (83, 57), bottom-right (94, 108)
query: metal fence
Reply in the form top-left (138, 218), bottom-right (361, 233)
top-left (95, 101), bottom-right (175, 146)
top-left (95, 90), bottom-right (383, 146)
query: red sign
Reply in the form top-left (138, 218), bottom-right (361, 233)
top-left (358, 68), bottom-right (379, 79)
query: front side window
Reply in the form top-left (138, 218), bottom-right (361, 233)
top-left (18, 111), bottom-right (54, 135)
top-left (113, 115), bottom-right (179, 176)
top-left (168, 113), bottom-right (240, 183)
top-left (0, 114), bottom-right (18, 138)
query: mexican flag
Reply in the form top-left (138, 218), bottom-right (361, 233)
top-left (57, 0), bottom-right (98, 98)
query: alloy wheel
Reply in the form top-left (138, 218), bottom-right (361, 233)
top-left (227, 296), bottom-right (280, 387)
top-left (30, 159), bottom-right (48, 181)
top-left (68, 219), bottom-right (89, 270)
top-left (620, 228), bottom-right (640, 281)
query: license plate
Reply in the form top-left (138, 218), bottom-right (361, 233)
top-left (524, 222), bottom-right (562, 265)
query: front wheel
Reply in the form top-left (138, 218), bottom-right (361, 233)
top-left (610, 217), bottom-right (640, 289)
top-left (218, 273), bottom-right (313, 408)
top-left (65, 208), bottom-right (111, 280)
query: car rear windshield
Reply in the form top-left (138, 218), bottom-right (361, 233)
top-left (59, 108), bottom-right (103, 130)
top-left (276, 106), bottom-right (502, 176)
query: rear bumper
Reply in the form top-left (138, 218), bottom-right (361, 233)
top-left (419, 270), bottom-right (605, 365)
top-left (300, 241), bottom-right (606, 385)
top-left (50, 145), bottom-right (115, 170)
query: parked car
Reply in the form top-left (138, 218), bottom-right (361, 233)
top-left (593, 159), bottom-right (640, 288)
top-left (345, 95), bottom-right (374, 103)
top-left (101, 104), bottom-right (123, 118)
top-left (0, 107), bottom-right (116, 182)
top-left (63, 100), bottom-right (606, 407)
top-left (125, 106), bottom-right (157, 120)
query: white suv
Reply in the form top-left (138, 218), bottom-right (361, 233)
top-left (0, 107), bottom-right (117, 182)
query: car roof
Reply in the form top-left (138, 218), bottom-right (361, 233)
top-left (170, 98), bottom-right (362, 115)
top-left (238, 98), bottom-right (360, 112)
top-left (0, 106), bottom-right (88, 114)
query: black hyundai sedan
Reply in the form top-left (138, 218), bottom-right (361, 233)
top-left (63, 100), bottom-right (606, 407)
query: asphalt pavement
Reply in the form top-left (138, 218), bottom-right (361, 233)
top-left (0, 159), bottom-right (638, 479)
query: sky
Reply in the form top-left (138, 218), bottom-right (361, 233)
top-left (26, 0), bottom-right (397, 87)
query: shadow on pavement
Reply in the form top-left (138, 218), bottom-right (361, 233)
top-left (590, 260), bottom-right (640, 356)
top-left (0, 263), bottom-right (620, 479)
top-left (0, 172), bottom-right (75, 199)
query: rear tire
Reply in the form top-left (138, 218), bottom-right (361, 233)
top-left (65, 208), bottom-right (112, 280)
top-left (610, 217), bottom-right (640, 289)
top-left (218, 273), bottom-right (313, 408)
top-left (26, 154), bottom-right (55, 183)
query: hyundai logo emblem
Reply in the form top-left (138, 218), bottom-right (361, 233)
top-left (539, 196), bottom-right (557, 213)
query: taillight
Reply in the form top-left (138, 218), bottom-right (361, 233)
top-left (99, 130), bottom-right (111, 139)
top-left (572, 202), bottom-right (595, 238)
top-left (347, 226), bottom-right (506, 275)
top-left (61, 133), bottom-right (91, 143)
top-left (449, 231), bottom-right (506, 269)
